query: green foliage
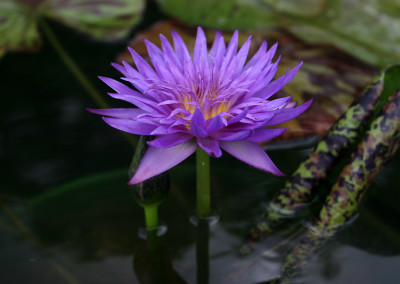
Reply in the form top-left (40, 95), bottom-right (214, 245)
top-left (0, 0), bottom-right (144, 52)
top-left (158, 0), bottom-right (400, 66)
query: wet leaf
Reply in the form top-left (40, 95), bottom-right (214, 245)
top-left (158, 0), bottom-right (400, 67)
top-left (117, 20), bottom-right (377, 140)
top-left (0, 0), bottom-right (144, 52)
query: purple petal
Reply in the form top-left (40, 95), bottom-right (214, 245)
top-left (244, 40), bottom-right (268, 70)
top-left (128, 141), bottom-right (198, 184)
top-left (190, 123), bottom-right (208, 138)
top-left (107, 93), bottom-right (158, 113)
top-left (103, 117), bottom-right (157, 135)
top-left (264, 99), bottom-right (313, 126)
top-left (208, 30), bottom-right (226, 66)
top-left (224, 30), bottom-right (238, 64)
top-left (206, 115), bottom-right (226, 135)
top-left (193, 27), bottom-right (207, 66)
top-left (220, 140), bottom-right (284, 175)
top-left (213, 130), bottom-right (252, 141)
top-left (191, 108), bottom-right (206, 127)
top-left (256, 62), bottom-right (303, 99)
top-left (160, 34), bottom-right (181, 68)
top-left (235, 36), bottom-right (251, 75)
top-left (197, 137), bottom-right (222, 158)
top-left (99, 76), bottom-right (135, 95)
top-left (128, 47), bottom-right (159, 79)
top-left (228, 106), bottom-right (248, 125)
top-left (111, 62), bottom-right (129, 77)
top-left (147, 133), bottom-right (193, 148)
top-left (248, 128), bottom-right (287, 142)
top-left (87, 108), bottom-right (145, 119)
top-left (171, 30), bottom-right (191, 65)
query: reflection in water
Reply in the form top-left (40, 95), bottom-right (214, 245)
top-left (133, 226), bottom-right (186, 283)
top-left (196, 217), bottom-right (210, 284)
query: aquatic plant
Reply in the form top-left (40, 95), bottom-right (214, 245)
top-left (88, 27), bottom-right (312, 185)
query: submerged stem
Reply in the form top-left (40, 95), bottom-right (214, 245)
top-left (196, 149), bottom-right (211, 217)
top-left (144, 205), bottom-right (159, 229)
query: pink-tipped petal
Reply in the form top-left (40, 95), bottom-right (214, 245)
top-left (128, 141), bottom-right (198, 184)
top-left (220, 140), bottom-right (284, 176)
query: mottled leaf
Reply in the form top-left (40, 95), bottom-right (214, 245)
top-left (42, 0), bottom-right (145, 41)
top-left (0, 0), bottom-right (42, 51)
top-left (117, 21), bottom-right (377, 140)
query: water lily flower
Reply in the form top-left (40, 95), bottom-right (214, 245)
top-left (88, 27), bottom-right (312, 185)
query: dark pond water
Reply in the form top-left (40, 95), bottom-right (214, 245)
top-left (1, 14), bottom-right (400, 284)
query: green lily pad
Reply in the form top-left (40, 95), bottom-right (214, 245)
top-left (158, 0), bottom-right (400, 67)
top-left (0, 0), bottom-right (144, 52)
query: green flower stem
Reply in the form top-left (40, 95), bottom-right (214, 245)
top-left (196, 148), bottom-right (210, 217)
top-left (39, 19), bottom-right (136, 147)
top-left (144, 205), bottom-right (158, 229)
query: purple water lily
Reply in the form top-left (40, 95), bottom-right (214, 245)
top-left (89, 27), bottom-right (312, 185)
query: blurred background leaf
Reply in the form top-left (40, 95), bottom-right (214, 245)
top-left (157, 0), bottom-right (400, 67)
top-left (0, 0), bottom-right (145, 52)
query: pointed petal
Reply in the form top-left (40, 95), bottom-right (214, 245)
top-left (264, 99), bottom-right (313, 126)
top-left (87, 108), bottom-right (145, 119)
top-left (193, 27), bottom-right (208, 65)
top-left (171, 30), bottom-right (191, 64)
top-left (147, 133), bottom-right (193, 148)
top-left (212, 130), bottom-right (252, 141)
top-left (244, 40), bottom-right (268, 70)
top-left (256, 62), bottom-right (303, 99)
top-left (220, 140), bottom-right (284, 175)
top-left (128, 141), bottom-right (198, 184)
top-left (228, 106), bottom-right (249, 125)
top-left (248, 128), bottom-right (287, 142)
top-left (206, 115), bottom-right (226, 135)
top-left (235, 36), bottom-right (252, 75)
top-left (208, 30), bottom-right (226, 66)
top-left (128, 47), bottom-right (159, 79)
top-left (191, 108), bottom-right (206, 127)
top-left (99, 76), bottom-right (135, 95)
top-left (197, 137), bottom-right (222, 158)
top-left (102, 117), bottom-right (157, 135)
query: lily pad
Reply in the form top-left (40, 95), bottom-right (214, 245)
top-left (158, 0), bottom-right (400, 67)
top-left (116, 21), bottom-right (377, 140)
top-left (0, 0), bottom-right (144, 52)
